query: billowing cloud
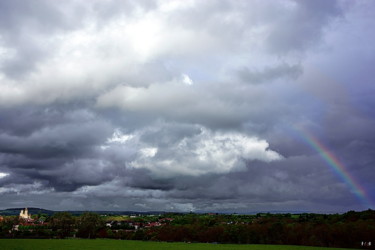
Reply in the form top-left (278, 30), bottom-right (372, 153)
top-left (102, 127), bottom-right (282, 177)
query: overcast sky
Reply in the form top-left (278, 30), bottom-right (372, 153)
top-left (0, 0), bottom-right (374, 213)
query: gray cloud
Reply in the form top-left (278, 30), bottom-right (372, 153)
top-left (265, 0), bottom-right (342, 54)
top-left (0, 0), bottom-right (374, 212)
top-left (237, 63), bottom-right (303, 84)
top-left (0, 0), bottom-right (86, 77)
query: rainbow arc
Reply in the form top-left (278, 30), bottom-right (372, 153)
top-left (295, 128), bottom-right (374, 209)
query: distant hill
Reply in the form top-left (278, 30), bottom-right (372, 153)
top-left (67, 210), bottom-right (169, 216)
top-left (0, 208), bottom-right (310, 217)
top-left (0, 208), bottom-right (167, 216)
top-left (0, 207), bottom-right (55, 216)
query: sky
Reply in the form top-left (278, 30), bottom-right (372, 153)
top-left (0, 0), bottom-right (374, 213)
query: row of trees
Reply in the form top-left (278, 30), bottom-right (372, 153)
top-left (0, 210), bottom-right (374, 248)
top-left (146, 218), bottom-right (374, 248)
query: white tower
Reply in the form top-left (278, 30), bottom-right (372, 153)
top-left (19, 208), bottom-right (31, 219)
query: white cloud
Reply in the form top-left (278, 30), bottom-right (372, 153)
top-left (140, 147), bottom-right (158, 157)
top-left (182, 74), bottom-right (193, 85)
top-left (129, 127), bottom-right (283, 177)
top-left (100, 125), bottom-right (282, 178)
top-left (0, 172), bottom-right (9, 178)
top-left (107, 129), bottom-right (134, 144)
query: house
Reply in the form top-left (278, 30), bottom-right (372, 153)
top-left (145, 222), bottom-right (161, 228)
top-left (159, 218), bottom-right (174, 222)
top-left (12, 225), bottom-right (19, 231)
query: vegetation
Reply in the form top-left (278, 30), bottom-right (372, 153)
top-left (0, 209), bottom-right (374, 249)
top-left (50, 212), bottom-right (75, 238)
top-left (0, 239), bottom-right (359, 250)
top-left (76, 212), bottom-right (104, 239)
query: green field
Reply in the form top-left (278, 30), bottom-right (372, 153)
top-left (0, 239), bottom-right (360, 250)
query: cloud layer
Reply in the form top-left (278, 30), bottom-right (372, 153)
top-left (0, 0), bottom-right (374, 212)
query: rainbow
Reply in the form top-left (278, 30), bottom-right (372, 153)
top-left (295, 128), bottom-right (374, 209)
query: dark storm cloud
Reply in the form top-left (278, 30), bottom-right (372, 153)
top-left (0, 0), bottom-right (374, 212)
top-left (126, 168), bottom-right (175, 191)
top-left (0, 107), bottom-right (111, 159)
top-left (0, 105), bottom-right (117, 192)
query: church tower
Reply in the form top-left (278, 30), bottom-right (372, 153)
top-left (19, 208), bottom-right (31, 220)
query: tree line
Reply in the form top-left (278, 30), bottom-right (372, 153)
top-left (0, 209), bottom-right (374, 249)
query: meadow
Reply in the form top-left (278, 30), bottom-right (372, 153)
top-left (0, 239), bottom-right (360, 250)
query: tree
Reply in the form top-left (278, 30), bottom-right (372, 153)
top-left (76, 212), bottom-right (104, 239)
top-left (50, 212), bottom-right (75, 239)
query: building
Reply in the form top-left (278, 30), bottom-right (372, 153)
top-left (19, 208), bottom-right (31, 220)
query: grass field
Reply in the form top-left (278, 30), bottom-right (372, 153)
top-left (0, 239), bottom-right (360, 250)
